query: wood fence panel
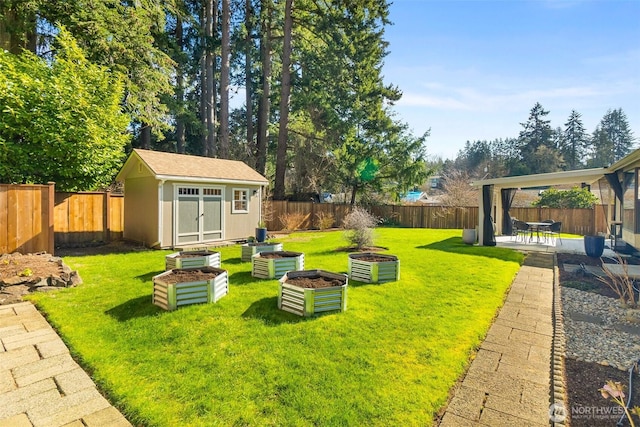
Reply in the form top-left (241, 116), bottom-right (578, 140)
top-left (264, 201), bottom-right (608, 236)
top-left (53, 192), bottom-right (124, 246)
top-left (510, 206), bottom-right (599, 236)
top-left (110, 195), bottom-right (124, 236)
top-left (0, 184), bottom-right (54, 254)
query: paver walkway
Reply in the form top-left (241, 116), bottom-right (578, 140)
top-left (439, 252), bottom-right (555, 426)
top-left (0, 302), bottom-right (131, 427)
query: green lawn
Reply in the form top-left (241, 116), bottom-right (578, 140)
top-left (29, 228), bottom-right (523, 426)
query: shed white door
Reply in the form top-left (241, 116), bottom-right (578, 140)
top-left (176, 187), bottom-right (223, 245)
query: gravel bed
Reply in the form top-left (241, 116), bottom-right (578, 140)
top-left (562, 286), bottom-right (640, 370)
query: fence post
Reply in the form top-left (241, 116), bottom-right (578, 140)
top-left (105, 190), bottom-right (111, 243)
top-left (47, 182), bottom-right (55, 254)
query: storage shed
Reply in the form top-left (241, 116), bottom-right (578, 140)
top-left (116, 149), bottom-right (268, 248)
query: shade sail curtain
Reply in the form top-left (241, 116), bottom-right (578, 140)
top-left (501, 188), bottom-right (517, 236)
top-left (482, 184), bottom-right (496, 246)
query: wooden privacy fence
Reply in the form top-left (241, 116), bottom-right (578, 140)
top-left (267, 200), bottom-right (608, 236)
top-left (0, 183), bottom-right (55, 254)
top-left (1, 183), bottom-right (609, 255)
top-left (1, 184), bottom-right (123, 254)
top-left (54, 192), bottom-right (123, 246)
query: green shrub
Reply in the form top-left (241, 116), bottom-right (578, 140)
top-left (532, 187), bottom-right (598, 208)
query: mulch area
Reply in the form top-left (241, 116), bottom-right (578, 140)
top-left (557, 252), bottom-right (640, 426)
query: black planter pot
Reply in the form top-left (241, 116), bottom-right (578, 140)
top-left (584, 235), bottom-right (605, 258)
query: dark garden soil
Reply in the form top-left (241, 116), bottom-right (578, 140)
top-left (285, 275), bottom-right (346, 289)
top-left (350, 254), bottom-right (397, 262)
top-left (565, 358), bottom-right (639, 427)
top-left (156, 267), bottom-right (224, 284)
top-left (174, 251), bottom-right (217, 258)
top-left (257, 251), bottom-right (301, 259)
top-left (557, 252), bottom-right (640, 427)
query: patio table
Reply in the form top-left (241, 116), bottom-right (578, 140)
top-left (526, 222), bottom-right (552, 243)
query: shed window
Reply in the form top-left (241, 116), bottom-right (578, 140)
top-left (204, 188), bottom-right (222, 196)
top-left (178, 187), bottom-right (199, 195)
top-left (233, 189), bottom-right (249, 213)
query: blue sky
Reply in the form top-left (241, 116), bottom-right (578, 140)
top-left (383, 0), bottom-right (640, 160)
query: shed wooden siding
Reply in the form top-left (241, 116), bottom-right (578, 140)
top-left (123, 176), bottom-right (159, 246)
top-left (0, 183), bottom-right (54, 254)
top-left (224, 185), bottom-right (262, 240)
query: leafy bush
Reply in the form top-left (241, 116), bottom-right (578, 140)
top-left (343, 207), bottom-right (379, 249)
top-left (532, 187), bottom-right (598, 208)
top-left (0, 27), bottom-right (130, 191)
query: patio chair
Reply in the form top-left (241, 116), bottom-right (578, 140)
top-left (513, 220), bottom-right (532, 243)
top-left (544, 221), bottom-right (562, 245)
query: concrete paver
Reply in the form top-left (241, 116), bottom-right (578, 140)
top-left (439, 252), bottom-right (555, 426)
top-left (0, 302), bottom-right (131, 427)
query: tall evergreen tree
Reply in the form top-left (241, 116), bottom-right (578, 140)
top-left (517, 102), bottom-right (560, 174)
top-left (560, 110), bottom-right (588, 170)
top-left (274, 0), bottom-right (294, 200)
top-left (587, 108), bottom-right (635, 167)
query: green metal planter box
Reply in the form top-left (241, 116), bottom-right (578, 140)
top-left (348, 253), bottom-right (400, 283)
top-left (252, 251), bottom-right (304, 279)
top-left (165, 250), bottom-right (221, 270)
top-left (278, 269), bottom-right (348, 317)
top-left (241, 242), bottom-right (283, 262)
top-left (152, 267), bottom-right (228, 311)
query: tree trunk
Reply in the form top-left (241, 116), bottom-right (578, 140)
top-left (204, 0), bottom-right (217, 157)
top-left (350, 184), bottom-right (358, 205)
top-left (256, 0), bottom-right (272, 175)
top-left (140, 124), bottom-right (151, 149)
top-left (199, 6), bottom-right (208, 155)
top-left (245, 0), bottom-right (255, 166)
top-left (274, 0), bottom-right (293, 200)
top-left (175, 14), bottom-right (186, 154)
top-left (219, 0), bottom-right (230, 158)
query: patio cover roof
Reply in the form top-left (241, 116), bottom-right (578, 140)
top-left (470, 167), bottom-right (609, 189)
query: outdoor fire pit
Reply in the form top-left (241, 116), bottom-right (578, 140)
top-left (252, 251), bottom-right (304, 279)
top-left (152, 266), bottom-right (228, 311)
top-left (278, 269), bottom-right (348, 317)
top-left (348, 253), bottom-right (400, 283)
top-left (165, 250), bottom-right (221, 270)
top-left (241, 242), bottom-right (283, 262)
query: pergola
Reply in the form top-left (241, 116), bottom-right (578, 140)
top-left (470, 168), bottom-right (612, 246)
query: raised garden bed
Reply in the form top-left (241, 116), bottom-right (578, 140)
top-left (278, 269), bottom-right (348, 317)
top-left (152, 266), bottom-right (228, 311)
top-left (252, 251), bottom-right (304, 279)
top-left (241, 242), bottom-right (283, 262)
top-left (165, 250), bottom-right (221, 270)
top-left (348, 252), bottom-right (400, 283)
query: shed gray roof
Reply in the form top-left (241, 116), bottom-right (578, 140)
top-left (131, 149), bottom-right (268, 184)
